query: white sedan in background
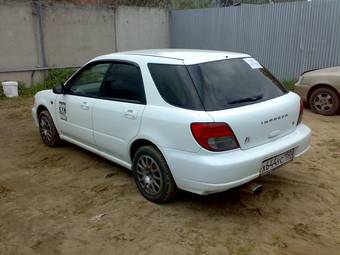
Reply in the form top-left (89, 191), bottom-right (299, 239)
top-left (32, 49), bottom-right (311, 203)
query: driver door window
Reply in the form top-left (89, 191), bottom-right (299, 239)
top-left (69, 63), bottom-right (111, 97)
top-left (57, 62), bottom-right (110, 146)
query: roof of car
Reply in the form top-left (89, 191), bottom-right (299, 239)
top-left (123, 49), bottom-right (249, 59)
top-left (94, 49), bottom-right (250, 65)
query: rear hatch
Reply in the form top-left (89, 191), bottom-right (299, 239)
top-left (207, 93), bottom-right (300, 149)
top-left (186, 57), bottom-right (300, 150)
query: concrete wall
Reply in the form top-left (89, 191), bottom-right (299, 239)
top-left (0, 2), bottom-right (39, 85)
top-left (116, 6), bottom-right (169, 51)
top-left (0, 2), bottom-right (38, 69)
top-left (43, 4), bottom-right (116, 67)
top-left (0, 2), bottom-right (169, 86)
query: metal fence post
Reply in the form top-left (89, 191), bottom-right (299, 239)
top-left (32, 0), bottom-right (48, 86)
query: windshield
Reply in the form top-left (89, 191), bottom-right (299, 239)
top-left (148, 58), bottom-right (287, 111)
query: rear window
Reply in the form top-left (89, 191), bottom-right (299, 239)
top-left (148, 58), bottom-right (287, 111)
top-left (187, 58), bottom-right (287, 111)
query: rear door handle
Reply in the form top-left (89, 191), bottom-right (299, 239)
top-left (80, 102), bottom-right (90, 110)
top-left (124, 109), bottom-right (137, 119)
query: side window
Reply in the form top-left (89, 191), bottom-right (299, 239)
top-left (148, 63), bottom-right (203, 110)
top-left (68, 63), bottom-right (111, 97)
top-left (99, 63), bottom-right (145, 103)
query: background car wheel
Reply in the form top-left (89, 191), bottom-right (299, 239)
top-left (38, 110), bottom-right (61, 147)
top-left (309, 87), bottom-right (340, 116)
top-left (132, 145), bottom-right (178, 203)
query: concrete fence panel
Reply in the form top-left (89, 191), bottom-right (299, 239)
top-left (116, 6), bottom-right (170, 51)
top-left (0, 2), bottom-right (170, 86)
top-left (0, 2), bottom-right (41, 84)
top-left (43, 4), bottom-right (116, 67)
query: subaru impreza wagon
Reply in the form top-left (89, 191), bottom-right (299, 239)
top-left (32, 49), bottom-right (311, 203)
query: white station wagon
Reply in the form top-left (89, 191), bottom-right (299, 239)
top-left (32, 49), bottom-right (311, 203)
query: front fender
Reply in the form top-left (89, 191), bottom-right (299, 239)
top-left (33, 90), bottom-right (58, 130)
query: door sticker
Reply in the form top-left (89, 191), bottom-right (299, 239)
top-left (243, 58), bottom-right (262, 69)
top-left (59, 101), bottom-right (67, 121)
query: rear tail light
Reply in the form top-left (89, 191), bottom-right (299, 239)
top-left (297, 99), bottom-right (304, 125)
top-left (190, 122), bottom-right (240, 152)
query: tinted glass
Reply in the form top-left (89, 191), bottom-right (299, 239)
top-left (148, 64), bottom-right (203, 110)
top-left (69, 63), bottom-right (111, 97)
top-left (99, 63), bottom-right (145, 103)
top-left (187, 58), bottom-right (287, 111)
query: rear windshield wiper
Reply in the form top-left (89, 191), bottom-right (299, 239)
top-left (228, 94), bottom-right (263, 104)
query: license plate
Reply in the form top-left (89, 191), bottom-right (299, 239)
top-left (260, 148), bottom-right (295, 176)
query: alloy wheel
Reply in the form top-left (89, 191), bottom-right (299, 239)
top-left (136, 155), bottom-right (162, 195)
top-left (312, 92), bottom-right (334, 112)
top-left (39, 116), bottom-right (53, 144)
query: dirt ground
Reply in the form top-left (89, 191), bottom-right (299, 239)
top-left (0, 97), bottom-right (339, 255)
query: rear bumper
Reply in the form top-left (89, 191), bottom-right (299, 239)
top-left (163, 124), bottom-right (311, 195)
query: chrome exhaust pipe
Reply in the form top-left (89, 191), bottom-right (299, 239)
top-left (241, 182), bottom-right (263, 195)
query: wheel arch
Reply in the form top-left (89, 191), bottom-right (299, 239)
top-left (36, 104), bottom-right (60, 133)
top-left (129, 138), bottom-right (162, 162)
top-left (307, 83), bottom-right (340, 103)
top-left (37, 104), bottom-right (49, 117)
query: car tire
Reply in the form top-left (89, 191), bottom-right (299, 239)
top-left (38, 110), bottom-right (61, 147)
top-left (309, 87), bottom-right (340, 116)
top-left (132, 145), bottom-right (178, 203)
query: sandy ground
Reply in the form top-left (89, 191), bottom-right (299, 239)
top-left (0, 97), bottom-right (339, 255)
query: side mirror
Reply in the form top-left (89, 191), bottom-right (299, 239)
top-left (52, 84), bottom-right (64, 94)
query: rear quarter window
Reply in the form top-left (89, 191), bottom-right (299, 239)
top-left (148, 63), bottom-right (204, 110)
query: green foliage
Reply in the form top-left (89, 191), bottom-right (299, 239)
top-left (42, 68), bottom-right (76, 90)
top-left (282, 79), bottom-right (297, 91)
top-left (0, 86), bottom-right (5, 100)
top-left (16, 68), bottom-right (76, 98)
top-left (19, 82), bottom-right (49, 97)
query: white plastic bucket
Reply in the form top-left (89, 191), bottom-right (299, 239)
top-left (2, 81), bottom-right (19, 98)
